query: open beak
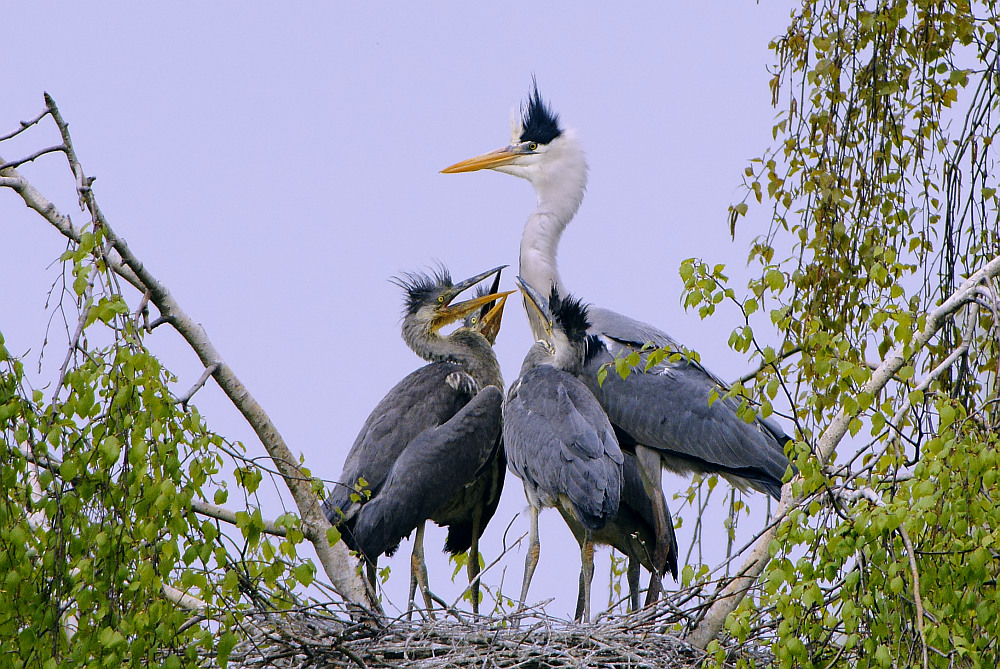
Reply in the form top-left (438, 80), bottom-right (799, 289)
top-left (477, 291), bottom-right (513, 345)
top-left (430, 265), bottom-right (509, 331)
top-left (441, 146), bottom-right (520, 173)
top-left (515, 276), bottom-right (554, 339)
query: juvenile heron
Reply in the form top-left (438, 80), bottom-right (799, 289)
top-left (510, 278), bottom-right (678, 620)
top-left (443, 83), bottom-right (792, 571)
top-left (503, 277), bottom-right (625, 622)
top-left (324, 265), bottom-right (514, 615)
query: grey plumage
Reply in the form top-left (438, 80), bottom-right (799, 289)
top-left (348, 385), bottom-right (504, 559)
top-left (581, 342), bottom-right (790, 500)
top-left (326, 362), bottom-right (504, 558)
top-left (323, 265), bottom-right (511, 615)
top-left (505, 365), bottom-right (623, 531)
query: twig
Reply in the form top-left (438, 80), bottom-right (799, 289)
top-left (898, 523), bottom-right (929, 669)
top-left (736, 344), bottom-right (802, 384)
top-left (449, 517), bottom-right (526, 610)
top-left (0, 107), bottom-right (50, 142)
top-left (0, 144), bottom-right (66, 171)
top-left (177, 362), bottom-right (220, 409)
top-left (50, 240), bottom-right (112, 406)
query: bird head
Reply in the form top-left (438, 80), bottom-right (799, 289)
top-left (395, 265), bottom-right (514, 336)
top-left (516, 276), bottom-right (590, 373)
top-left (464, 269), bottom-right (510, 345)
top-left (441, 80), bottom-right (584, 192)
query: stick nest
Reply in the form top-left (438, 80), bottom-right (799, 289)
top-left (223, 602), bottom-right (772, 669)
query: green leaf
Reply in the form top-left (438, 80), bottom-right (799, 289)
top-left (217, 631), bottom-right (238, 668)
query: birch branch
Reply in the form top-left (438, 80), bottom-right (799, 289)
top-left (2, 96), bottom-right (376, 615)
top-left (685, 252), bottom-right (1000, 649)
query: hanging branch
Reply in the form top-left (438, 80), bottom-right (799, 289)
top-left (685, 253), bottom-right (1000, 649)
top-left (1, 95), bottom-right (377, 616)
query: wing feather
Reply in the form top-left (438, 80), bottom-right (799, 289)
top-left (350, 386), bottom-right (504, 561)
top-left (504, 366), bottom-right (622, 530)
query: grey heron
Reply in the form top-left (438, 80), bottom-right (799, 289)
top-left (324, 265), bottom-right (514, 615)
top-left (503, 276), bottom-right (626, 622)
top-left (443, 83), bottom-right (792, 573)
top-left (508, 278), bottom-right (678, 620)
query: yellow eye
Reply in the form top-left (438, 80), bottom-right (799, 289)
top-left (470, 316), bottom-right (478, 325)
top-left (438, 296), bottom-right (445, 303)
top-left (528, 142), bottom-right (538, 151)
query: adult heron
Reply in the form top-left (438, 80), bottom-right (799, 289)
top-left (324, 265), bottom-right (514, 615)
top-left (443, 83), bottom-right (792, 570)
top-left (507, 278), bottom-right (677, 620)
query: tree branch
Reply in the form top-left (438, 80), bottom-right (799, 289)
top-left (685, 252), bottom-right (1000, 649)
top-left (191, 500), bottom-right (289, 538)
top-left (3, 97), bottom-right (377, 615)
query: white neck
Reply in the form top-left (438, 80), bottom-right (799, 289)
top-left (517, 129), bottom-right (588, 297)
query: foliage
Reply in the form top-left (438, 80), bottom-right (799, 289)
top-left (0, 224), bottom-right (315, 666)
top-left (682, 0), bottom-right (1000, 666)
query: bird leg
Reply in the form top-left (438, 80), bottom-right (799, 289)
top-left (627, 558), bottom-right (641, 612)
top-left (518, 505), bottom-right (541, 612)
top-left (644, 571), bottom-right (663, 608)
top-left (467, 516), bottom-right (482, 615)
top-left (576, 535), bottom-right (596, 622)
top-left (364, 559), bottom-right (379, 607)
top-left (635, 445), bottom-right (673, 572)
top-left (408, 523), bottom-right (437, 620)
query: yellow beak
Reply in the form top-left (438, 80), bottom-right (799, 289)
top-left (441, 146), bottom-right (519, 174)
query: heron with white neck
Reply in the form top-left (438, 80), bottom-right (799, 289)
top-left (443, 83), bottom-right (792, 581)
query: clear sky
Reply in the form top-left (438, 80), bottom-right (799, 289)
top-left (2, 3), bottom-right (795, 617)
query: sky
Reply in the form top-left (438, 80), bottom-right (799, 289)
top-left (1, 3), bottom-right (797, 618)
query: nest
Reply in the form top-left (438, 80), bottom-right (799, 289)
top-left (222, 601), bottom-right (772, 668)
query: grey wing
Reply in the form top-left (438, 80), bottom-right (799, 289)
top-left (324, 361), bottom-right (475, 529)
top-left (503, 366), bottom-right (622, 530)
top-left (350, 386), bottom-right (503, 562)
top-left (587, 305), bottom-right (683, 354)
top-left (582, 347), bottom-right (789, 499)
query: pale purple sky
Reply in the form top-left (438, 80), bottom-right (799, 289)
top-left (2, 4), bottom-right (794, 617)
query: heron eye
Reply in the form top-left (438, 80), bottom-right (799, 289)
top-left (470, 316), bottom-right (478, 325)
top-left (438, 296), bottom-right (445, 303)
top-left (528, 142), bottom-right (538, 151)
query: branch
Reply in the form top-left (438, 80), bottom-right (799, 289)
top-left (191, 500), bottom-right (289, 538)
top-left (685, 252), bottom-right (1000, 649)
top-left (0, 144), bottom-right (67, 171)
top-left (3, 97), bottom-right (377, 615)
top-left (0, 107), bottom-right (49, 142)
top-left (176, 362), bottom-right (220, 409)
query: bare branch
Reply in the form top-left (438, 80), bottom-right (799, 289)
top-left (0, 107), bottom-right (50, 142)
top-left (176, 362), bottom-right (220, 409)
top-left (0, 144), bottom-right (66, 171)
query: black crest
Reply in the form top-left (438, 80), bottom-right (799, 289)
top-left (520, 79), bottom-right (562, 145)
top-left (549, 286), bottom-right (590, 343)
top-left (393, 266), bottom-right (453, 316)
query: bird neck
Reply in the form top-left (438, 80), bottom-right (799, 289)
top-left (403, 325), bottom-right (503, 391)
top-left (518, 129), bottom-right (588, 298)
